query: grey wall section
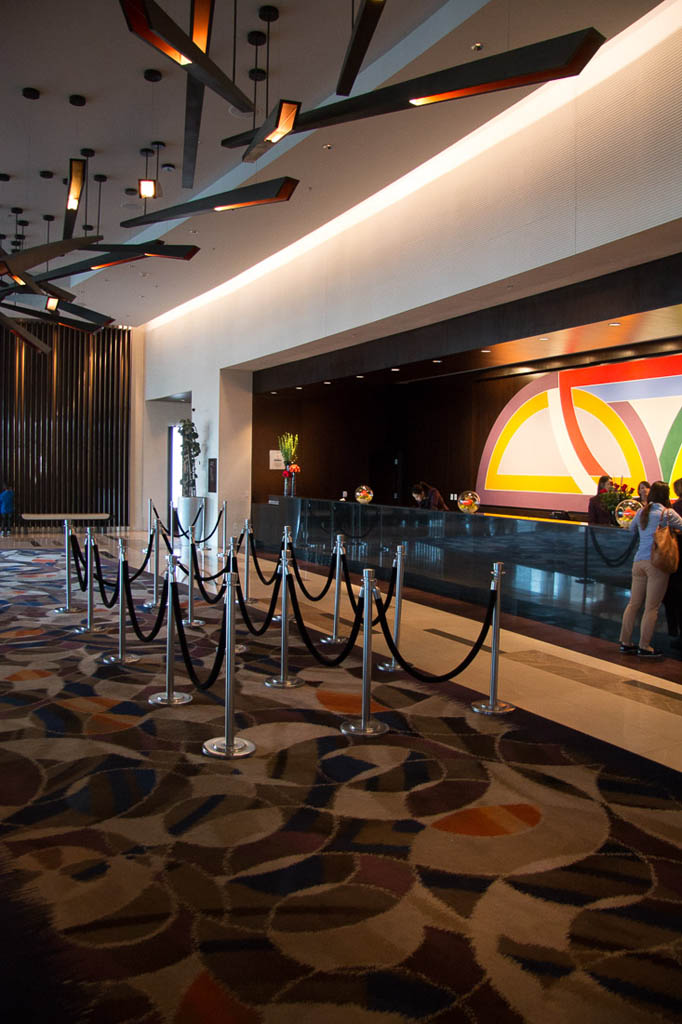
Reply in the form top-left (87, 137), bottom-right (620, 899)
top-left (0, 323), bottom-right (131, 525)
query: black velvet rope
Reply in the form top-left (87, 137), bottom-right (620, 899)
top-left (236, 530), bottom-right (245, 552)
top-left (374, 586), bottom-right (496, 683)
top-left (70, 534), bottom-right (88, 591)
top-left (190, 542), bottom-right (230, 583)
top-left (588, 526), bottom-right (638, 568)
top-left (236, 573), bottom-right (282, 636)
top-left (193, 507), bottom-right (222, 545)
top-left (289, 546), bottom-right (336, 602)
top-left (128, 532), bottom-right (155, 582)
top-left (372, 565), bottom-right (397, 626)
top-left (249, 533), bottom-right (281, 586)
top-left (171, 584), bottom-right (226, 690)
top-left (191, 544), bottom-right (227, 604)
top-left (173, 504), bottom-right (204, 539)
top-left (341, 553), bottom-right (358, 612)
top-left (92, 544), bottom-right (120, 608)
top-left (122, 563), bottom-right (169, 643)
top-left (152, 505), bottom-right (170, 533)
top-left (286, 575), bottom-right (364, 667)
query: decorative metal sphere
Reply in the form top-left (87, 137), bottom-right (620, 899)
top-left (615, 497), bottom-right (641, 528)
top-left (457, 490), bottom-right (480, 513)
top-left (355, 485), bottom-right (374, 504)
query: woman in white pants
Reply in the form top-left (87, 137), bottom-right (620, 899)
top-left (619, 480), bottom-right (682, 658)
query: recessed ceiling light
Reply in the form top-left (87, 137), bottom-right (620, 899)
top-left (323, 380), bottom-right (331, 384)
top-left (609, 321), bottom-right (621, 327)
top-left (390, 367), bottom-right (400, 372)
top-left (322, 143), bottom-right (334, 150)
top-left (295, 386), bottom-right (303, 390)
top-left (481, 349), bottom-right (491, 353)
top-left (538, 336), bottom-right (549, 341)
top-left (270, 391), bottom-right (277, 395)
top-left (356, 374), bottom-right (364, 379)
top-left (432, 359), bottom-right (442, 364)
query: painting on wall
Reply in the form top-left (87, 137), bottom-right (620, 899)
top-left (476, 353), bottom-right (682, 512)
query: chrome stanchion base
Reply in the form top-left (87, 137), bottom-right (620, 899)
top-left (320, 634), bottom-right (349, 646)
top-left (54, 606), bottom-right (77, 614)
top-left (471, 699), bottom-right (515, 715)
top-left (97, 653), bottom-right (142, 665)
top-left (339, 718), bottom-right (389, 737)
top-left (182, 616), bottom-right (206, 627)
top-left (264, 676), bottom-right (305, 689)
top-left (72, 624), bottom-right (106, 635)
top-left (235, 643), bottom-right (247, 655)
top-left (377, 660), bottom-right (399, 673)
top-left (148, 691), bottom-right (193, 706)
top-left (141, 600), bottom-right (158, 610)
top-left (202, 736), bottom-right (256, 759)
top-left (271, 614), bottom-right (294, 624)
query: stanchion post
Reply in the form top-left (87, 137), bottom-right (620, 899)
top-left (55, 518), bottom-right (74, 614)
top-left (217, 499), bottom-right (227, 557)
top-left (243, 517), bottom-right (256, 605)
top-left (378, 543), bottom-right (406, 671)
top-left (169, 501), bottom-right (175, 553)
top-left (472, 562), bottom-right (515, 715)
top-left (321, 533), bottom-right (349, 645)
top-left (340, 569), bottom-right (389, 736)
top-left (227, 534), bottom-right (247, 654)
top-left (147, 497), bottom-right (152, 537)
top-left (200, 497), bottom-right (207, 550)
top-left (183, 526), bottom-right (206, 627)
top-left (203, 571), bottom-right (255, 759)
top-left (265, 526), bottom-right (304, 688)
top-left (73, 527), bottom-right (95, 634)
top-left (272, 525), bottom-right (293, 624)
top-left (149, 555), bottom-right (193, 706)
top-left (142, 516), bottom-right (160, 610)
top-left (99, 540), bottom-right (140, 665)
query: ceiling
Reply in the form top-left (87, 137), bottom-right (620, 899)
top-left (0, 0), bottom-right (665, 331)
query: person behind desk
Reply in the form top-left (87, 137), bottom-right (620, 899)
top-left (587, 475), bottom-right (613, 525)
top-left (0, 482), bottom-right (14, 536)
top-left (411, 481), bottom-right (449, 511)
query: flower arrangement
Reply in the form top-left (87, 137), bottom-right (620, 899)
top-left (599, 481), bottom-right (635, 517)
top-left (282, 463), bottom-right (300, 480)
top-left (277, 432), bottom-right (299, 465)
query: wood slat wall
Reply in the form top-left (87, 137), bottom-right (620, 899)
top-left (0, 322), bottom-right (131, 525)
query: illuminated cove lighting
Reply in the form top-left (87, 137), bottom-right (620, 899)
top-left (147, 0), bottom-right (680, 333)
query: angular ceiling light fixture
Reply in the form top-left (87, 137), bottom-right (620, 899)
top-left (0, 309), bottom-right (51, 354)
top-left (30, 242), bottom-right (200, 282)
top-left (223, 27), bottom-right (605, 150)
top-left (242, 98), bottom-right (300, 163)
top-left (63, 158), bottom-right (86, 239)
top-left (45, 295), bottom-right (59, 312)
top-left (118, 0), bottom-right (253, 112)
top-left (183, 0), bottom-right (215, 188)
top-left (0, 236), bottom-right (103, 279)
top-left (336, 0), bottom-right (386, 97)
top-left (120, 175), bottom-right (299, 228)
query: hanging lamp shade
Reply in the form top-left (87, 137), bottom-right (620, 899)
top-left (63, 158), bottom-right (86, 239)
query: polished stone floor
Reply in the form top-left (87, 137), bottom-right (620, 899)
top-left (2, 526), bottom-right (681, 774)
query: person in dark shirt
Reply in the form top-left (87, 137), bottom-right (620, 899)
top-left (0, 482), bottom-right (14, 536)
top-left (411, 481), bottom-right (449, 511)
top-left (587, 475), bottom-right (614, 525)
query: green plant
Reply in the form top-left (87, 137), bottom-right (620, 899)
top-left (178, 418), bottom-right (201, 497)
top-left (277, 432), bottom-right (298, 464)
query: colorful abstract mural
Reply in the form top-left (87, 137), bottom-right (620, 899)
top-left (476, 353), bottom-right (682, 512)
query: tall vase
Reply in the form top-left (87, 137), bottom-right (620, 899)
top-left (283, 465), bottom-right (291, 497)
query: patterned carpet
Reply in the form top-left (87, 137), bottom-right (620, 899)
top-left (2, 547), bottom-right (682, 1023)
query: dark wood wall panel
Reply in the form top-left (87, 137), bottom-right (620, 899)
top-left (0, 322), bottom-right (131, 525)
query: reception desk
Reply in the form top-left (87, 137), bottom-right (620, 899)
top-left (253, 497), bottom-right (639, 647)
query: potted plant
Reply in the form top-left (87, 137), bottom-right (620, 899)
top-left (177, 418), bottom-right (204, 538)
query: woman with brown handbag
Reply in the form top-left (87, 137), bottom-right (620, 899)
top-left (619, 480), bottom-right (682, 658)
